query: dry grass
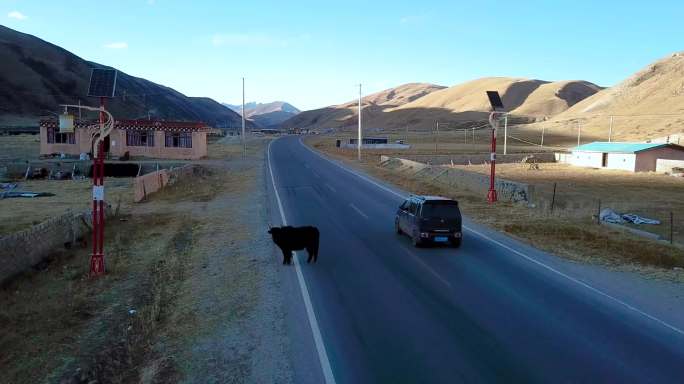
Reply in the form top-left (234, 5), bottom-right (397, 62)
top-left (0, 137), bottom-right (274, 383)
top-left (0, 178), bottom-right (133, 235)
top-left (0, 134), bottom-right (41, 162)
top-left (452, 162), bottom-right (684, 242)
top-left (306, 136), bottom-right (684, 277)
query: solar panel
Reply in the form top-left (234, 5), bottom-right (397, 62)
top-left (88, 68), bottom-right (117, 98)
top-left (486, 91), bottom-right (504, 111)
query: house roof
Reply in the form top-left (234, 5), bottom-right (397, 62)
top-left (40, 119), bottom-right (209, 132)
top-left (572, 142), bottom-right (682, 153)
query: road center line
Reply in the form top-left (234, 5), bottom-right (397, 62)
top-left (349, 203), bottom-right (369, 219)
top-left (268, 140), bottom-right (337, 384)
top-left (298, 137), bottom-right (684, 337)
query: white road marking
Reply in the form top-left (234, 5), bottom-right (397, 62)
top-left (324, 183), bottom-right (337, 193)
top-left (349, 203), bottom-right (369, 219)
top-left (268, 140), bottom-right (337, 384)
top-left (402, 248), bottom-right (452, 289)
top-left (298, 137), bottom-right (684, 337)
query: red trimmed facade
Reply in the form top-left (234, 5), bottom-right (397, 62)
top-left (40, 119), bottom-right (209, 160)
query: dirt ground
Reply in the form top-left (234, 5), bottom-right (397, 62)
top-left (305, 135), bottom-right (684, 282)
top-left (0, 137), bottom-right (293, 383)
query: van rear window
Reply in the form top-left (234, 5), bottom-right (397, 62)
top-left (421, 202), bottom-right (460, 219)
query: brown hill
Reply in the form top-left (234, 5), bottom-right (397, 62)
top-left (280, 83), bottom-right (445, 130)
top-left (536, 52), bottom-right (684, 142)
top-left (283, 78), bottom-right (600, 132)
top-left (0, 25), bottom-right (247, 128)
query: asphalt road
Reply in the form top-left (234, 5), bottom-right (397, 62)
top-left (267, 136), bottom-right (684, 384)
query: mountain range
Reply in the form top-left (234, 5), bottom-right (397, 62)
top-left (280, 79), bottom-right (601, 132)
top-left (0, 25), bottom-right (252, 128)
top-left (223, 101), bottom-right (300, 128)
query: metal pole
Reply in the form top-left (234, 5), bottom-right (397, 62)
top-left (242, 77), bottom-right (246, 157)
top-left (487, 113), bottom-right (498, 203)
top-left (358, 83), bottom-right (362, 161)
top-left (541, 125), bottom-right (545, 148)
top-left (472, 127), bottom-right (475, 143)
top-left (503, 115), bottom-right (508, 155)
top-left (608, 116), bottom-right (614, 142)
top-left (90, 97), bottom-right (106, 277)
top-left (577, 120), bottom-right (582, 147)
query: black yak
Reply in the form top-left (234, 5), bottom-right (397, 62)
top-left (268, 226), bottom-right (320, 265)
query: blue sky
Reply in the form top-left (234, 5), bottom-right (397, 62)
top-left (2, 0), bottom-right (684, 111)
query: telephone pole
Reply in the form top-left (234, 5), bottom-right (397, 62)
top-left (358, 83), bottom-right (362, 161)
top-left (242, 77), bottom-right (246, 157)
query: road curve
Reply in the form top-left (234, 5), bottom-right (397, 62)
top-left (267, 136), bottom-right (684, 384)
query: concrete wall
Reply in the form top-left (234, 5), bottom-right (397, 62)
top-left (635, 147), bottom-right (684, 172)
top-left (393, 152), bottom-right (556, 166)
top-left (133, 164), bottom-right (196, 202)
top-left (0, 209), bottom-right (102, 285)
top-left (40, 126), bottom-right (92, 156)
top-left (379, 156), bottom-right (533, 203)
top-left (606, 153), bottom-right (636, 172)
top-left (656, 159), bottom-right (684, 173)
top-left (569, 151), bottom-right (603, 168)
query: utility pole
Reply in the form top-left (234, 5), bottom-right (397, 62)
top-left (242, 77), bottom-right (246, 157)
top-left (358, 83), bottom-right (362, 161)
top-left (577, 120), bottom-right (582, 147)
top-left (503, 115), bottom-right (508, 155)
top-left (608, 116), bottom-right (614, 142)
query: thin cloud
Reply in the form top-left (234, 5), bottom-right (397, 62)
top-left (8, 11), bottom-right (27, 20)
top-left (104, 42), bottom-right (128, 49)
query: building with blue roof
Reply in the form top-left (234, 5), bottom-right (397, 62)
top-left (568, 141), bottom-right (684, 172)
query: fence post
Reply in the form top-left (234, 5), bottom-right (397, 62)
top-left (550, 182), bottom-right (557, 213)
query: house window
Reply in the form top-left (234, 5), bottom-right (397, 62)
top-left (126, 130), bottom-right (155, 147)
top-left (46, 127), bottom-right (75, 144)
top-left (165, 132), bottom-right (192, 148)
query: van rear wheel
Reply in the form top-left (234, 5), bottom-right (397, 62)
top-left (412, 232), bottom-right (422, 248)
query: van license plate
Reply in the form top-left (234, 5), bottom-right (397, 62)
top-left (434, 236), bottom-right (449, 242)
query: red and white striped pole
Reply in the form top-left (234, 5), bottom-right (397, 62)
top-left (90, 98), bottom-right (106, 276)
top-left (487, 112), bottom-right (500, 203)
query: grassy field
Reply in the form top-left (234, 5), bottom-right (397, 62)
top-left (305, 135), bottom-right (684, 279)
top-left (0, 134), bottom-right (41, 162)
top-left (0, 178), bottom-right (133, 235)
top-left (307, 130), bottom-right (563, 162)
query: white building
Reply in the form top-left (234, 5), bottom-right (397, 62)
top-left (568, 142), bottom-right (684, 172)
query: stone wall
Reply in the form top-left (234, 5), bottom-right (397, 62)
top-left (0, 209), bottom-right (97, 285)
top-left (133, 164), bottom-right (196, 202)
top-left (379, 156), bottom-right (534, 203)
top-left (396, 152), bottom-right (556, 166)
